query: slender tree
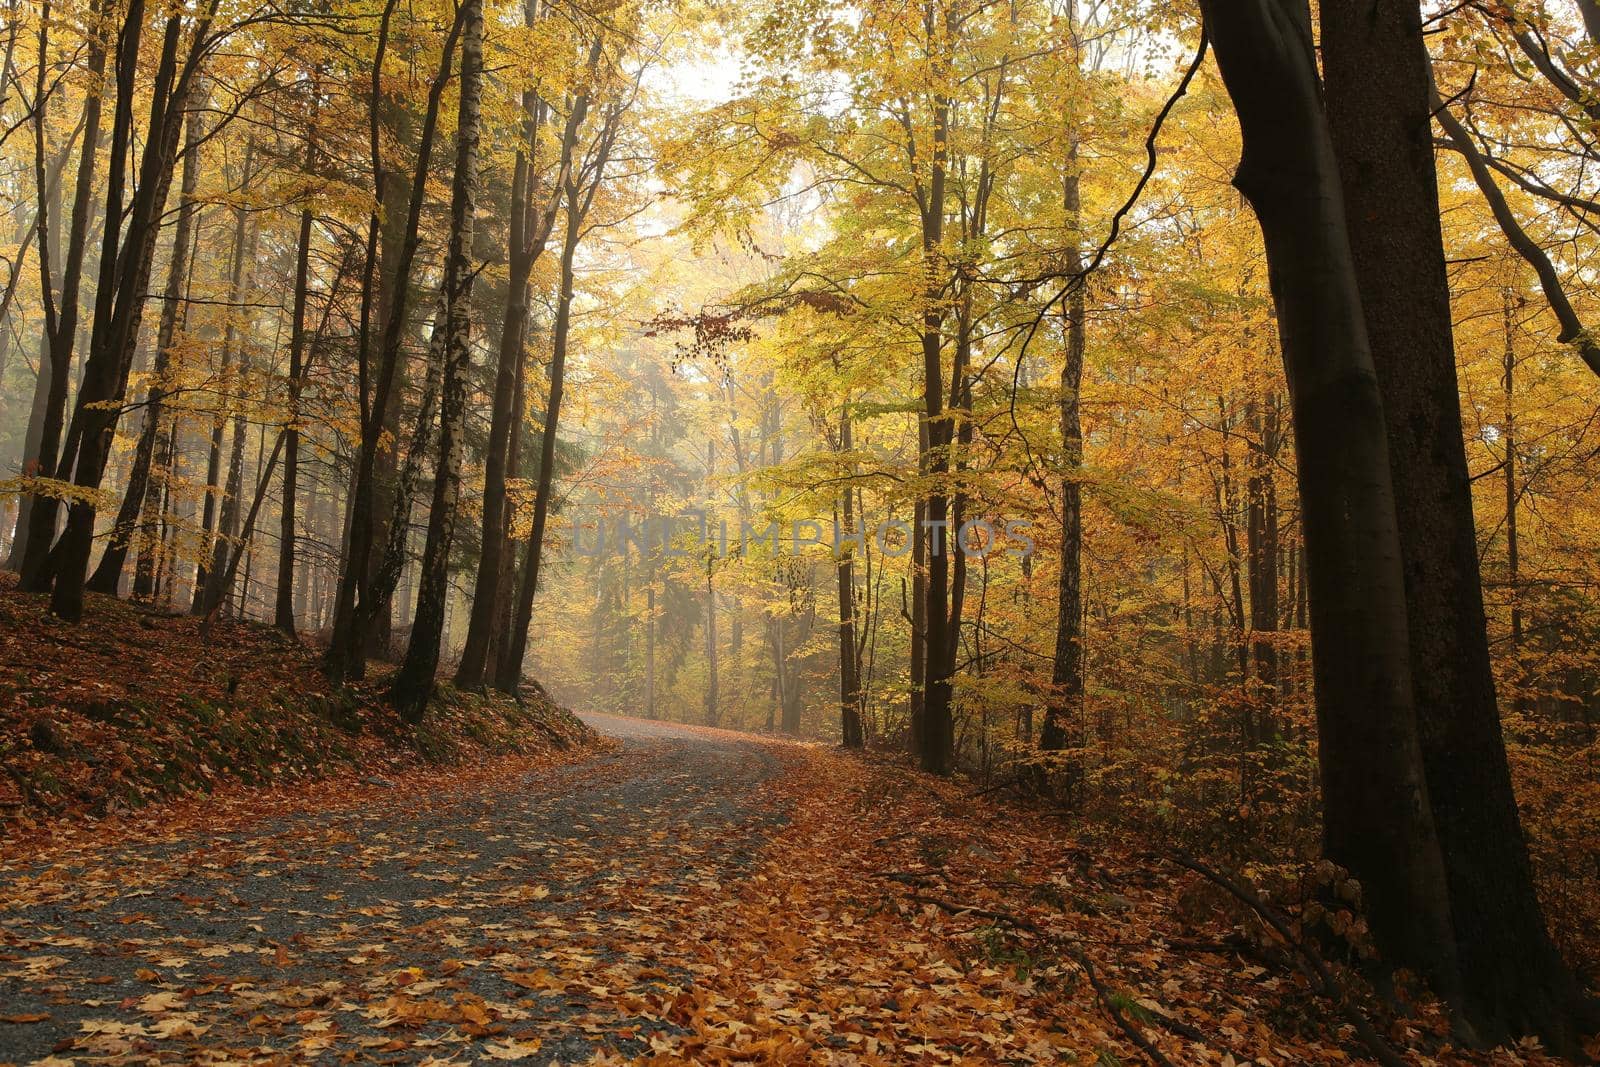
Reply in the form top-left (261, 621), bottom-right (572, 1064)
top-left (14, 0), bottom-right (109, 582)
top-left (455, 18), bottom-right (604, 688)
top-left (390, 0), bottom-right (485, 719)
top-left (45, 3), bottom-right (218, 620)
top-left (88, 101), bottom-right (206, 596)
top-left (497, 61), bottom-right (630, 692)
top-left (276, 174), bottom-right (316, 633)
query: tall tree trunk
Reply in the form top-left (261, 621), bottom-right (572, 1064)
top-left (455, 218), bottom-right (530, 686)
top-left (457, 0), bottom-right (560, 687)
top-left (204, 363), bottom-right (252, 616)
top-left (89, 101), bottom-right (204, 596)
top-left (390, 0), bottom-right (483, 720)
top-left (2, 108), bottom-right (79, 567)
top-left (295, 473), bottom-right (317, 624)
top-left (1199, 0), bottom-right (1462, 1002)
top-left (153, 418), bottom-right (183, 605)
top-left (488, 314), bottom-right (533, 673)
top-left (197, 425), bottom-right (288, 627)
top-left (274, 203), bottom-right (315, 633)
top-left (190, 198), bottom-right (249, 615)
top-left (326, 2), bottom-right (465, 682)
top-left (357, 88), bottom-right (418, 660)
top-left (645, 580), bottom-right (656, 718)
top-left (134, 238), bottom-right (200, 600)
top-left (1040, 124), bottom-right (1086, 775)
top-left (1245, 395), bottom-right (1280, 714)
top-left (47, 8), bottom-right (212, 620)
top-left (199, 173), bottom-right (261, 618)
top-left (837, 402), bottom-right (864, 748)
top-left (909, 491), bottom-right (926, 750)
top-left (1322, 0), bottom-right (1592, 1048)
top-left (191, 149), bottom-right (257, 614)
top-left (916, 61), bottom-right (954, 774)
top-left (703, 440), bottom-right (720, 725)
top-left (350, 309), bottom-right (446, 669)
top-left (495, 69), bottom-right (621, 691)
top-left (705, 575), bottom-right (719, 726)
top-left (498, 211), bottom-right (577, 692)
top-left (15, 0), bottom-right (109, 585)
top-left (1502, 290), bottom-right (1525, 707)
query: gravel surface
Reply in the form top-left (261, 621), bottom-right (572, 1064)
top-left (0, 713), bottom-right (788, 1064)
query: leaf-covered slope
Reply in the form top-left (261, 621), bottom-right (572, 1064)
top-left (0, 577), bottom-right (598, 833)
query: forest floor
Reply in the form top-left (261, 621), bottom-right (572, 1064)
top-left (1, 707), bottom-right (1592, 1065)
top-left (0, 576), bottom-right (599, 841)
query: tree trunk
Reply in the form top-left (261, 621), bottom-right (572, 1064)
top-left (498, 221), bottom-right (574, 691)
top-left (90, 101), bottom-right (204, 596)
top-left (4, 105), bottom-right (78, 570)
top-left (705, 569), bottom-right (719, 727)
top-left (199, 180), bottom-right (261, 618)
top-left (274, 203), bottom-right (315, 633)
top-left (1322, 0), bottom-right (1592, 1048)
top-left (495, 106), bottom-right (612, 691)
top-left (1040, 126), bottom-right (1086, 774)
top-left (1245, 395), bottom-right (1280, 714)
top-left (837, 402), bottom-right (864, 748)
top-left (645, 581), bottom-right (656, 719)
top-left (916, 69), bottom-right (954, 775)
top-left (15, 0), bottom-right (109, 586)
top-left (457, 0), bottom-right (558, 687)
top-left (49, 10), bottom-right (207, 620)
top-left (1502, 291), bottom-right (1526, 710)
top-left (390, 0), bottom-right (483, 721)
top-left (1199, 0), bottom-right (1462, 1002)
top-left (327, 3), bottom-right (465, 682)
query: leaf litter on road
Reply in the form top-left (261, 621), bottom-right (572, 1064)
top-left (1, 715), bottom-right (1588, 1064)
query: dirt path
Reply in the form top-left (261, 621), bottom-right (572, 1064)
top-left (0, 714), bottom-right (788, 1064)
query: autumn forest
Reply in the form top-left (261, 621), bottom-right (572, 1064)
top-left (0, 0), bottom-right (1597, 1061)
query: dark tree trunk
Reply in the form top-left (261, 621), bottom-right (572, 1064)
top-left (6, 101), bottom-right (78, 571)
top-left (15, 0), bottom-right (109, 587)
top-left (351, 311), bottom-right (445, 670)
top-left (197, 427), bottom-right (288, 627)
top-left (204, 363), bottom-right (251, 616)
top-left (49, 9), bottom-right (209, 620)
top-left (1322, 0), bottom-right (1592, 1048)
top-left (326, 2), bottom-right (465, 683)
top-left (90, 101), bottom-right (204, 597)
top-left (455, 188), bottom-right (531, 686)
top-left (456, 0), bottom-right (568, 687)
top-left (1245, 395), bottom-right (1280, 710)
top-left (497, 206), bottom-right (580, 693)
top-left (1199, 0), bottom-right (1462, 1002)
top-left (1040, 130), bottom-right (1086, 769)
top-left (274, 203), bottom-right (315, 633)
top-left (909, 492), bottom-right (925, 752)
top-left (390, 0), bottom-right (483, 720)
top-left (916, 78), bottom-right (954, 774)
top-left (361, 90), bottom-right (419, 661)
top-left (837, 403), bottom-right (864, 749)
top-left (496, 74), bottom-right (622, 693)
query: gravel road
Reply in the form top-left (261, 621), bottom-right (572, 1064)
top-left (0, 713), bottom-right (787, 1064)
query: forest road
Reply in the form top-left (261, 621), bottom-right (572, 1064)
top-left (0, 712), bottom-right (790, 1064)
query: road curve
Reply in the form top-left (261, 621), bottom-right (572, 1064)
top-left (0, 712), bottom-right (788, 1063)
